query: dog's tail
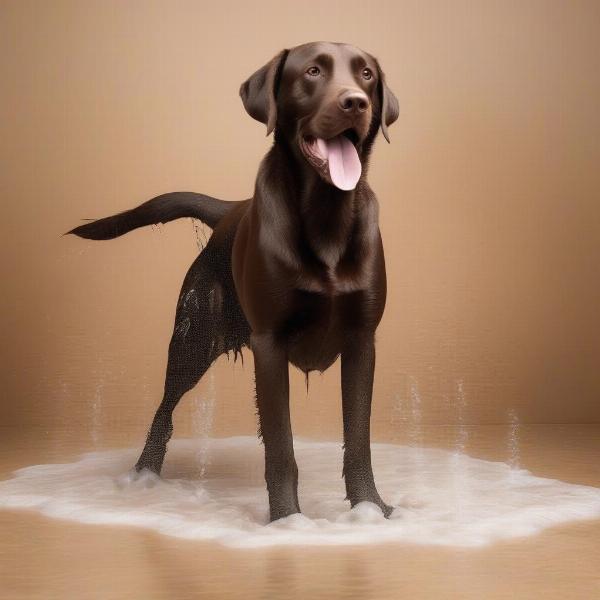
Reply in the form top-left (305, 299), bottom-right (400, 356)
top-left (65, 192), bottom-right (238, 240)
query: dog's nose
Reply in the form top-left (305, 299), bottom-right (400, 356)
top-left (338, 90), bottom-right (370, 114)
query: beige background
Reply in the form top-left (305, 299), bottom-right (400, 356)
top-left (1, 0), bottom-right (599, 450)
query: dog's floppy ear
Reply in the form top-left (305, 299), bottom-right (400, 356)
top-left (374, 59), bottom-right (399, 143)
top-left (239, 49), bottom-right (289, 136)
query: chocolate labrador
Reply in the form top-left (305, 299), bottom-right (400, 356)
top-left (68, 41), bottom-right (399, 522)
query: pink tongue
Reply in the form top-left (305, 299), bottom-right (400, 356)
top-left (316, 135), bottom-right (361, 191)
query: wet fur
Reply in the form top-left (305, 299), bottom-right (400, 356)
top-left (68, 42), bottom-right (399, 522)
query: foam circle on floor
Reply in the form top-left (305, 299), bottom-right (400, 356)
top-left (1, 436), bottom-right (599, 548)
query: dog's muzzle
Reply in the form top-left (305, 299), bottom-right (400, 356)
top-left (299, 129), bottom-right (362, 191)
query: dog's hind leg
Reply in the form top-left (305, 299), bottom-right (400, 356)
top-left (134, 245), bottom-right (247, 475)
top-left (134, 330), bottom-right (212, 475)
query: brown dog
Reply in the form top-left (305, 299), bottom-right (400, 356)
top-left (68, 41), bottom-right (399, 522)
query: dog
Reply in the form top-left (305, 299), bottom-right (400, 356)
top-left (68, 41), bottom-right (399, 522)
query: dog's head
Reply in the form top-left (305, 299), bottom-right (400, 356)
top-left (239, 42), bottom-right (399, 191)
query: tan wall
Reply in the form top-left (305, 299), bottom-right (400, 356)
top-left (1, 0), bottom-right (599, 447)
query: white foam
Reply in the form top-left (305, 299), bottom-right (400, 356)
top-left (1, 436), bottom-right (599, 549)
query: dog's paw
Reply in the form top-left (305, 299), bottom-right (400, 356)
top-left (114, 467), bottom-right (162, 490)
top-left (381, 502), bottom-right (394, 519)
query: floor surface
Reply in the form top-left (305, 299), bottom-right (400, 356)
top-left (0, 425), bottom-right (598, 599)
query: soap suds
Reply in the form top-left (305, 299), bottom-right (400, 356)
top-left (1, 436), bottom-right (599, 549)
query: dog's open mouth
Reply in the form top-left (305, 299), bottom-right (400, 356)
top-left (299, 129), bottom-right (362, 191)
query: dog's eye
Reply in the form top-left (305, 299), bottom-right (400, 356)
top-left (361, 68), bottom-right (373, 80)
top-left (306, 66), bottom-right (321, 77)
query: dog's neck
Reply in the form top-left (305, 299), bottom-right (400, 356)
top-left (271, 133), bottom-right (371, 213)
top-left (261, 134), bottom-right (373, 270)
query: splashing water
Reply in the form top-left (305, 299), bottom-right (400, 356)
top-left (390, 389), bottom-right (403, 443)
top-left (453, 379), bottom-right (469, 455)
top-left (191, 369), bottom-right (217, 477)
top-left (508, 408), bottom-right (521, 471)
top-left (404, 377), bottom-right (426, 504)
top-left (451, 378), bottom-right (470, 523)
top-left (408, 376), bottom-right (422, 448)
top-left (91, 381), bottom-right (103, 449)
top-left (89, 356), bottom-right (105, 449)
top-left (191, 218), bottom-right (209, 251)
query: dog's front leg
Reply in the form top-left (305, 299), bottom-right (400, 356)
top-left (341, 330), bottom-right (393, 518)
top-left (251, 332), bottom-right (300, 522)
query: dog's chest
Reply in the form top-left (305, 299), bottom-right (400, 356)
top-left (295, 267), bottom-right (364, 295)
top-left (284, 291), bottom-right (346, 373)
top-left (295, 202), bottom-right (375, 294)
